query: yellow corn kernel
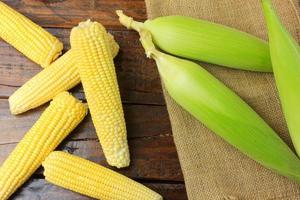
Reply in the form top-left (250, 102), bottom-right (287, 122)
top-left (0, 92), bottom-right (87, 200)
top-left (43, 151), bottom-right (163, 200)
top-left (70, 20), bottom-right (129, 168)
top-left (8, 33), bottom-right (119, 115)
top-left (107, 32), bottom-right (120, 58)
top-left (0, 1), bottom-right (63, 67)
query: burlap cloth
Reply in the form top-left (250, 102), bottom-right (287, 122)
top-left (145, 0), bottom-right (300, 199)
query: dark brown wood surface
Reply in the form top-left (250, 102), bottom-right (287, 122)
top-left (0, 0), bottom-right (188, 199)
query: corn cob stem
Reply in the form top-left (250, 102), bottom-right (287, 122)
top-left (0, 92), bottom-right (87, 200)
top-left (117, 10), bottom-right (272, 72)
top-left (43, 151), bottom-right (162, 200)
top-left (117, 10), bottom-right (144, 31)
top-left (118, 14), bottom-right (300, 182)
top-left (9, 33), bottom-right (119, 115)
top-left (70, 20), bottom-right (130, 168)
top-left (0, 2), bottom-right (63, 67)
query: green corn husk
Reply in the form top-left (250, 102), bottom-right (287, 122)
top-left (117, 10), bottom-right (272, 72)
top-left (117, 10), bottom-right (300, 181)
top-left (262, 0), bottom-right (300, 156)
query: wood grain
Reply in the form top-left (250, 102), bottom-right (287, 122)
top-left (11, 179), bottom-right (187, 200)
top-left (0, 100), bottom-right (170, 144)
top-left (0, 137), bottom-right (182, 181)
top-left (0, 0), bottom-right (188, 199)
top-left (0, 98), bottom-right (181, 181)
top-left (1, 0), bottom-right (147, 29)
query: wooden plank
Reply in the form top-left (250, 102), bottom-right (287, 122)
top-left (12, 179), bottom-right (187, 200)
top-left (0, 98), bottom-right (181, 181)
top-left (0, 137), bottom-right (182, 181)
top-left (0, 28), bottom-right (164, 105)
top-left (0, 0), bottom-right (188, 199)
top-left (0, 99), bottom-right (171, 144)
top-left (1, 84), bottom-right (164, 105)
top-left (2, 0), bottom-right (147, 29)
top-left (147, 183), bottom-right (188, 200)
top-left (62, 138), bottom-right (182, 181)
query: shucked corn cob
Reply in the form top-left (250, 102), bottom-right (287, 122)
top-left (117, 10), bottom-right (272, 72)
top-left (119, 16), bottom-right (300, 182)
top-left (43, 151), bottom-right (162, 200)
top-left (0, 1), bottom-right (63, 67)
top-left (0, 92), bottom-right (87, 200)
top-left (262, 0), bottom-right (300, 156)
top-left (70, 20), bottom-right (130, 168)
top-left (8, 33), bottom-right (119, 115)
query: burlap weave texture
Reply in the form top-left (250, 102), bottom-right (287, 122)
top-left (145, 0), bottom-right (300, 199)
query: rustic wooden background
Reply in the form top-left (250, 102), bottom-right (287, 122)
top-left (0, 0), bottom-right (188, 199)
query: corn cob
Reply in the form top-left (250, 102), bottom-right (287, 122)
top-left (43, 151), bottom-right (162, 200)
top-left (70, 20), bottom-right (129, 168)
top-left (119, 18), bottom-right (300, 182)
top-left (0, 92), bottom-right (87, 200)
top-left (262, 0), bottom-right (300, 156)
top-left (8, 33), bottom-right (119, 115)
top-left (0, 2), bottom-right (63, 67)
top-left (117, 10), bottom-right (272, 72)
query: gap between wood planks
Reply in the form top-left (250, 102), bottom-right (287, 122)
top-left (28, 173), bottom-right (185, 184)
top-left (0, 133), bottom-right (172, 146)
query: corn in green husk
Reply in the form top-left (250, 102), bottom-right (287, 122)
top-left (117, 10), bottom-right (272, 72)
top-left (262, 0), bottom-right (300, 156)
top-left (117, 10), bottom-right (300, 182)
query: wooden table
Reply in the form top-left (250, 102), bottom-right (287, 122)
top-left (0, 0), bottom-right (188, 199)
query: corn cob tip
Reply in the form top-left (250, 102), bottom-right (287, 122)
top-left (8, 97), bottom-right (23, 115)
top-left (43, 39), bottom-right (64, 68)
top-left (8, 94), bottom-right (37, 115)
top-left (71, 19), bottom-right (94, 35)
top-left (53, 92), bottom-right (83, 104)
top-left (53, 92), bottom-right (79, 103)
top-left (52, 92), bottom-right (87, 115)
top-left (107, 33), bottom-right (120, 55)
top-left (74, 19), bottom-right (104, 30)
top-left (43, 151), bottom-right (58, 166)
top-left (116, 10), bottom-right (144, 31)
top-left (71, 20), bottom-right (106, 46)
top-left (78, 19), bottom-right (93, 28)
top-left (72, 20), bottom-right (119, 57)
top-left (106, 149), bottom-right (131, 169)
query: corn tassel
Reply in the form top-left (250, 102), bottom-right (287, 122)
top-left (43, 151), bottom-right (162, 200)
top-left (262, 0), bottom-right (300, 156)
top-left (117, 10), bottom-right (272, 72)
top-left (70, 20), bottom-right (129, 168)
top-left (0, 1), bottom-right (63, 67)
top-left (118, 15), bottom-right (300, 182)
top-left (8, 33), bottom-right (119, 115)
top-left (0, 92), bottom-right (87, 200)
